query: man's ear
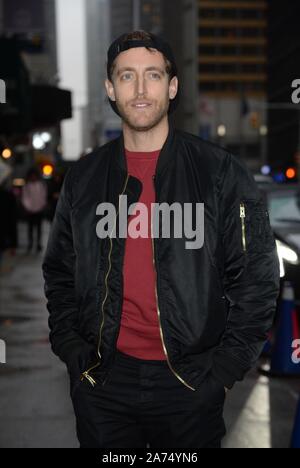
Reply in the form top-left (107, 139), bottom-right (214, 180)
top-left (169, 76), bottom-right (178, 101)
top-left (105, 79), bottom-right (116, 102)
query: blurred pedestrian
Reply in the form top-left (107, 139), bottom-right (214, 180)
top-left (0, 161), bottom-right (18, 265)
top-left (21, 167), bottom-right (47, 253)
top-left (46, 172), bottom-right (64, 222)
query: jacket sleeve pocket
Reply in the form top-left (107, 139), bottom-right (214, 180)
top-left (240, 199), bottom-right (276, 254)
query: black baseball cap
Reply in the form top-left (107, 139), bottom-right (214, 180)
top-left (106, 31), bottom-right (180, 117)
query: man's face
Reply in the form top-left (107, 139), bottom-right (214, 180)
top-left (105, 47), bottom-right (178, 132)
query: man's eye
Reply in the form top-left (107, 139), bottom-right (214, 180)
top-left (150, 73), bottom-right (161, 79)
top-left (121, 74), bottom-right (132, 80)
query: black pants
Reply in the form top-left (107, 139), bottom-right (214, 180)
top-left (26, 212), bottom-right (43, 250)
top-left (70, 350), bottom-right (226, 448)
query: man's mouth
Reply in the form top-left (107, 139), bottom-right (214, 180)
top-left (132, 102), bottom-right (152, 109)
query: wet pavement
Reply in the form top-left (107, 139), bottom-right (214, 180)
top-left (0, 222), bottom-right (77, 448)
top-left (0, 222), bottom-right (299, 448)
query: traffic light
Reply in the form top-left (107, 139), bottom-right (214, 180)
top-left (42, 164), bottom-right (54, 178)
top-left (286, 167), bottom-right (297, 180)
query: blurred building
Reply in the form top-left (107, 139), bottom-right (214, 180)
top-left (0, 0), bottom-right (57, 84)
top-left (55, 0), bottom-right (115, 157)
top-left (85, 0), bottom-right (114, 148)
top-left (110, 0), bottom-right (134, 38)
top-left (56, 0), bottom-right (90, 161)
top-left (110, 0), bottom-right (163, 37)
top-left (0, 0), bottom-right (71, 173)
top-left (161, 0), bottom-right (198, 134)
top-left (198, 0), bottom-right (268, 164)
top-left (268, 2), bottom-right (300, 170)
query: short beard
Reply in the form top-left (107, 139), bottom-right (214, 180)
top-left (116, 98), bottom-right (170, 132)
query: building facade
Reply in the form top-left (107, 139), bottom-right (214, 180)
top-left (0, 0), bottom-right (58, 85)
top-left (198, 0), bottom-right (268, 164)
top-left (0, 0), bottom-right (71, 172)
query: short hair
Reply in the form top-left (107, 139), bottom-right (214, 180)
top-left (108, 30), bottom-right (173, 82)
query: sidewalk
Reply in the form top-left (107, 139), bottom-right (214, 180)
top-left (0, 223), bottom-right (77, 448)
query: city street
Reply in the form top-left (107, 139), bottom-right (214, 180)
top-left (0, 223), bottom-right (299, 448)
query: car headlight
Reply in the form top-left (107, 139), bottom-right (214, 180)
top-left (276, 239), bottom-right (299, 278)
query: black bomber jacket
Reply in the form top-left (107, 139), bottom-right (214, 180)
top-left (42, 123), bottom-right (280, 392)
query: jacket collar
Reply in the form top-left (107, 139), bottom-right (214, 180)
top-left (112, 119), bottom-right (177, 179)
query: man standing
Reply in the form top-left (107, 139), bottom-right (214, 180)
top-left (43, 31), bottom-right (280, 448)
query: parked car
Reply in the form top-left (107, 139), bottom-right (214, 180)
top-left (258, 183), bottom-right (300, 305)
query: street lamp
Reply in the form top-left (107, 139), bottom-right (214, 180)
top-left (217, 124), bottom-right (226, 138)
top-left (1, 148), bottom-right (12, 159)
top-left (259, 125), bottom-right (268, 137)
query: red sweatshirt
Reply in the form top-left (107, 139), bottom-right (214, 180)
top-left (116, 149), bottom-right (166, 360)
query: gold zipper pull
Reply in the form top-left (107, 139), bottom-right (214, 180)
top-left (81, 371), bottom-right (97, 387)
top-left (240, 203), bottom-right (246, 252)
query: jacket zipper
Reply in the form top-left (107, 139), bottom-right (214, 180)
top-left (240, 202), bottom-right (247, 252)
top-left (80, 174), bottom-right (130, 386)
top-left (152, 175), bottom-right (196, 392)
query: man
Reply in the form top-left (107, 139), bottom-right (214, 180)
top-left (43, 31), bottom-right (280, 448)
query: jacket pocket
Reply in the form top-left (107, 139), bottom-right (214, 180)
top-left (240, 199), bottom-right (275, 254)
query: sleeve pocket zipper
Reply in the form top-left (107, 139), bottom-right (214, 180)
top-left (240, 202), bottom-right (247, 252)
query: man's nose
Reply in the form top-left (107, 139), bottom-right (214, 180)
top-left (136, 76), bottom-right (146, 96)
